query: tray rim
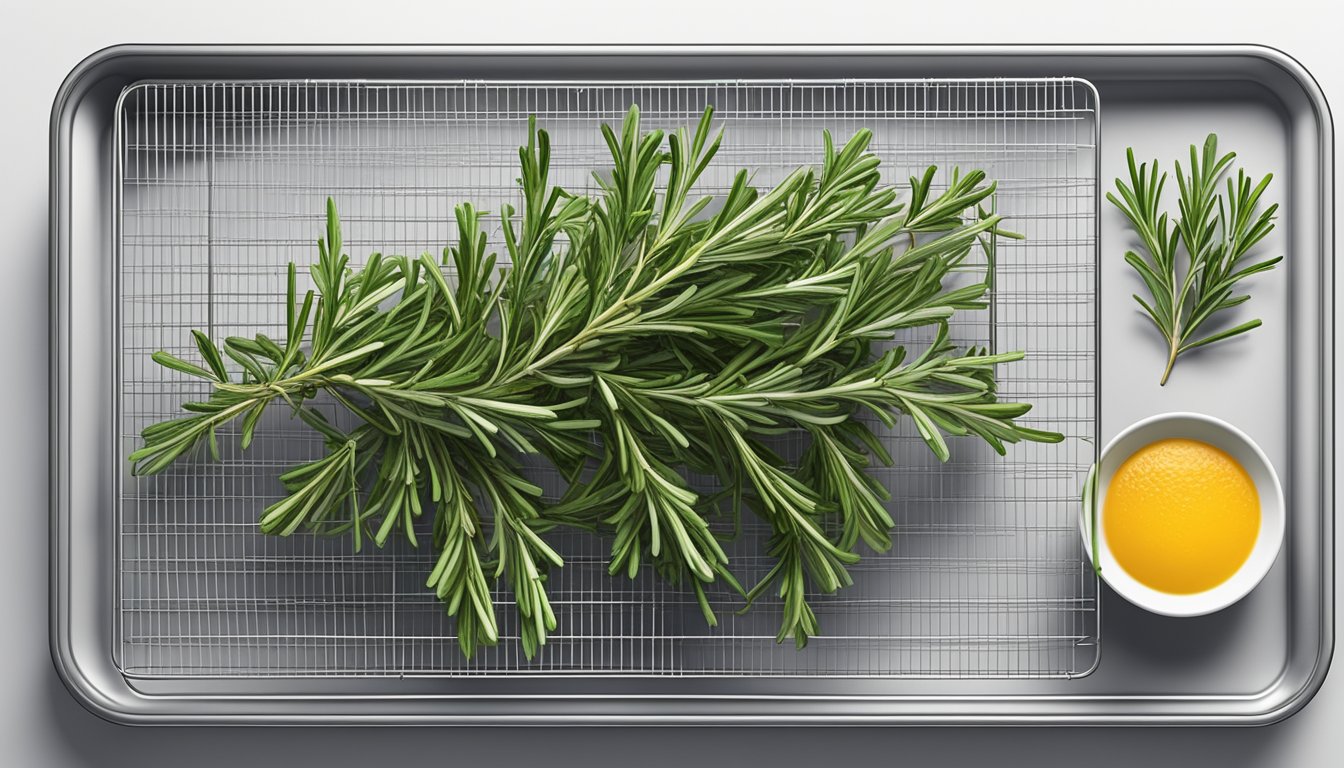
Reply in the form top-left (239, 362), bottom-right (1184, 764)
top-left (50, 43), bottom-right (1333, 726)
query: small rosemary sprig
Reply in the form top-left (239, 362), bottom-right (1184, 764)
top-left (1081, 461), bottom-right (1101, 576)
top-left (1108, 134), bottom-right (1281, 385)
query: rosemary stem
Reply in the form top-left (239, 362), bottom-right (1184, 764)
top-left (1160, 337), bottom-right (1179, 386)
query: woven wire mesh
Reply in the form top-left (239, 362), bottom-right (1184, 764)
top-left (116, 79), bottom-right (1098, 679)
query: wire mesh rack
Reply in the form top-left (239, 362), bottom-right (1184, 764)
top-left (115, 78), bottom-right (1098, 680)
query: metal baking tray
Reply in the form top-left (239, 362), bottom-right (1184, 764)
top-left (50, 45), bottom-right (1333, 725)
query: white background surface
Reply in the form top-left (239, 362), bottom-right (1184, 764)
top-left (6, 1), bottom-right (1338, 764)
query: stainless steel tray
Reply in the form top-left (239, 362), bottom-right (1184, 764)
top-left (50, 45), bottom-right (1333, 725)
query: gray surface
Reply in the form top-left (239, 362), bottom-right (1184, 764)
top-left (5, 0), bottom-right (1343, 764)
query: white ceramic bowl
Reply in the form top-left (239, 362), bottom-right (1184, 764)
top-left (1080, 412), bottom-right (1284, 617)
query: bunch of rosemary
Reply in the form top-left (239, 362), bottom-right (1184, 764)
top-left (132, 106), bottom-right (1061, 658)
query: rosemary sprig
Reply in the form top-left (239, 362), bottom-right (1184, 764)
top-left (133, 106), bottom-right (1062, 657)
top-left (1081, 461), bottom-right (1100, 576)
top-left (1107, 134), bottom-right (1281, 385)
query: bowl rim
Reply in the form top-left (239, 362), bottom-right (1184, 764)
top-left (1080, 411), bottom-right (1286, 617)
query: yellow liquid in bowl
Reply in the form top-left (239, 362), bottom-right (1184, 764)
top-left (1103, 438), bottom-right (1260, 594)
